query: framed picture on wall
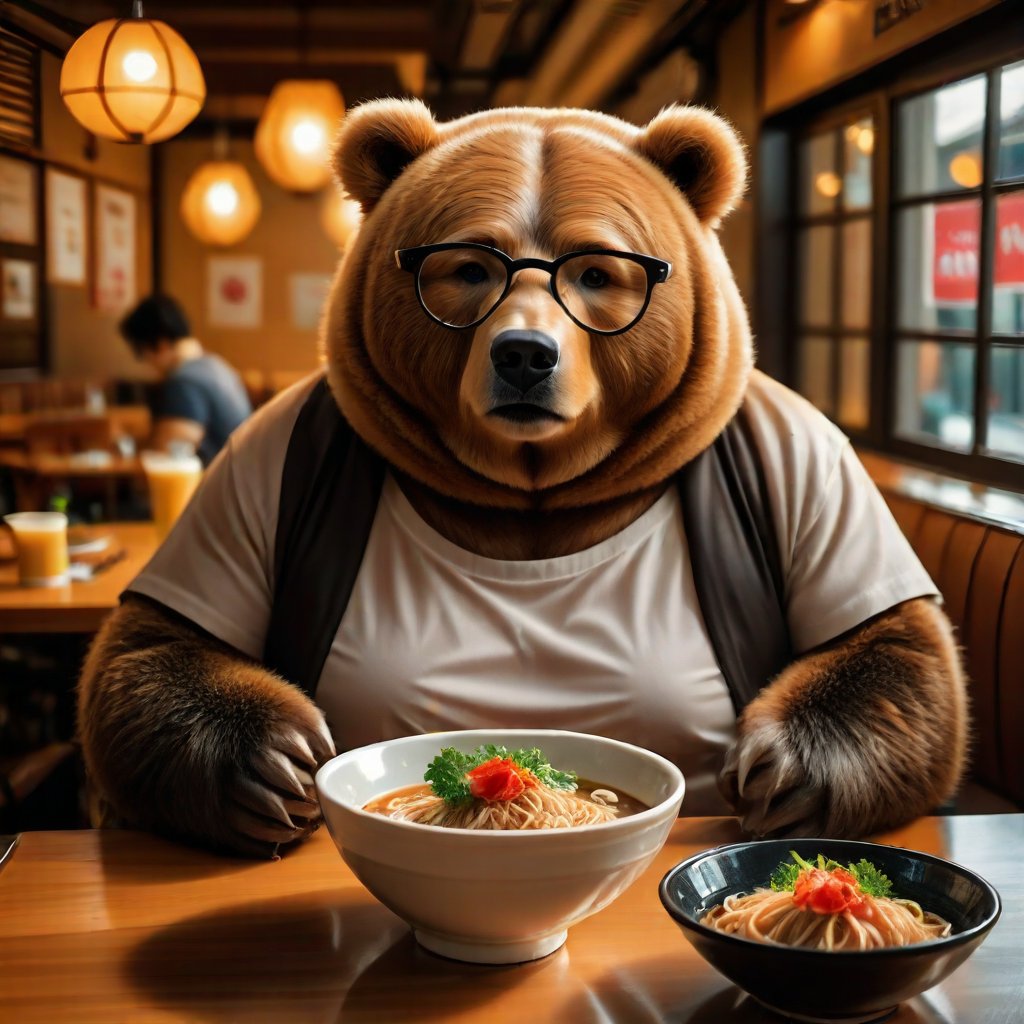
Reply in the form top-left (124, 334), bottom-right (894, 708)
top-left (95, 184), bottom-right (137, 313)
top-left (0, 156), bottom-right (36, 246)
top-left (46, 169), bottom-right (88, 285)
top-left (208, 256), bottom-right (263, 328)
top-left (2, 259), bottom-right (37, 321)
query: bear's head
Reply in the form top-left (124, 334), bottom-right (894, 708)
top-left (323, 100), bottom-right (751, 512)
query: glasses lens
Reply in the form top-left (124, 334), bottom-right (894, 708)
top-left (556, 254), bottom-right (650, 333)
top-left (417, 248), bottom-right (507, 328)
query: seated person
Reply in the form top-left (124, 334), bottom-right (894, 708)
top-left (119, 294), bottom-right (252, 464)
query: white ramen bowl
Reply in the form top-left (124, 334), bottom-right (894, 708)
top-left (315, 729), bottom-right (685, 964)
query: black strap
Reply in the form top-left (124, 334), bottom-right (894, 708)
top-left (262, 377), bottom-right (385, 695)
top-left (264, 377), bottom-right (792, 710)
top-left (677, 408), bottom-right (793, 713)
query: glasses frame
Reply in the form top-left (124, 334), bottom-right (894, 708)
top-left (394, 242), bottom-right (673, 336)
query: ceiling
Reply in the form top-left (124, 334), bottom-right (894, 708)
top-left (10, 0), bottom-right (747, 126)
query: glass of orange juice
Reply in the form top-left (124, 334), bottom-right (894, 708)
top-left (3, 511), bottom-right (70, 587)
top-left (141, 451), bottom-right (203, 541)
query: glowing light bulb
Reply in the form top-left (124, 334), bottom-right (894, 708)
top-left (949, 151), bottom-right (983, 189)
top-left (206, 181), bottom-right (239, 217)
top-left (856, 126), bottom-right (874, 155)
top-left (814, 171), bottom-right (842, 199)
top-left (122, 49), bottom-right (158, 83)
top-left (291, 119), bottom-right (325, 155)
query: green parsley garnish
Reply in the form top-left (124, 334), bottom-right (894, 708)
top-left (423, 745), bottom-right (578, 803)
top-left (769, 850), bottom-right (894, 898)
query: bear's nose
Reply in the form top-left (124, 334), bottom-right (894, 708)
top-left (490, 330), bottom-right (560, 394)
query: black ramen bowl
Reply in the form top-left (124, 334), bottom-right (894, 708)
top-left (658, 838), bottom-right (1001, 1024)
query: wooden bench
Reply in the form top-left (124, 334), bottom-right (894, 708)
top-left (863, 456), bottom-right (1024, 813)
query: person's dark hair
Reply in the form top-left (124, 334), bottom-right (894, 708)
top-left (119, 294), bottom-right (191, 354)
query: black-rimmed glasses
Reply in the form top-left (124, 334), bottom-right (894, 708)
top-left (395, 243), bottom-right (673, 336)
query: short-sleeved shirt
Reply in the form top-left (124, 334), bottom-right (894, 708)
top-left (128, 370), bottom-right (938, 816)
top-left (160, 354), bottom-right (253, 464)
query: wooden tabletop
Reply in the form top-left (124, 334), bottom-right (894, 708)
top-left (0, 815), bottom-right (1019, 1023)
top-left (0, 522), bottom-right (156, 633)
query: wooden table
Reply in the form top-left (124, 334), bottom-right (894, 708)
top-left (0, 815), bottom-right (1018, 1023)
top-left (0, 450), bottom-right (144, 518)
top-left (0, 522), bottom-right (157, 632)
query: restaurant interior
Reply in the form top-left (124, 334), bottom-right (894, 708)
top-left (0, 0), bottom-right (1022, 1019)
top-left (0, 0), bottom-right (1019, 831)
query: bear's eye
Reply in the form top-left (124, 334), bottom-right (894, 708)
top-left (457, 262), bottom-right (489, 285)
top-left (580, 266), bottom-right (609, 289)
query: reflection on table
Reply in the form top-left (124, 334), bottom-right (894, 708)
top-left (0, 815), bottom-right (1019, 1023)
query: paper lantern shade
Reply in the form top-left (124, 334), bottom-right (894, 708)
top-left (60, 17), bottom-right (205, 143)
top-left (255, 80), bottom-right (345, 193)
top-left (180, 161), bottom-right (261, 247)
top-left (321, 191), bottom-right (363, 248)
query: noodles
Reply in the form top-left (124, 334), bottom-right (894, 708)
top-left (361, 743), bottom-right (645, 830)
top-left (701, 888), bottom-right (951, 950)
top-left (372, 781), bottom-right (620, 829)
top-left (699, 851), bottom-right (953, 950)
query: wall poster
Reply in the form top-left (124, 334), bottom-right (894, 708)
top-left (47, 169), bottom-right (88, 285)
top-left (95, 184), bottom-right (137, 313)
top-left (208, 256), bottom-right (263, 328)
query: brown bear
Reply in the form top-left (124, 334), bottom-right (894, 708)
top-left (77, 100), bottom-right (968, 858)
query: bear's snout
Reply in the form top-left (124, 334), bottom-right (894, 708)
top-left (490, 330), bottom-right (559, 395)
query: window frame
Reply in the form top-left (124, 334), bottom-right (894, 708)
top-left (769, 27), bottom-right (1024, 492)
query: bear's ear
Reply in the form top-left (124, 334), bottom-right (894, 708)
top-left (333, 99), bottom-right (439, 212)
top-left (634, 106), bottom-right (747, 226)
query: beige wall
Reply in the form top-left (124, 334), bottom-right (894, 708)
top-left (159, 139), bottom-right (341, 377)
top-left (39, 53), bottom-right (153, 380)
top-left (763, 0), bottom-right (1003, 115)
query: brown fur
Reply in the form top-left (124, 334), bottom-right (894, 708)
top-left (77, 100), bottom-right (968, 855)
top-left (719, 598), bottom-right (968, 837)
top-left (78, 594), bottom-right (333, 857)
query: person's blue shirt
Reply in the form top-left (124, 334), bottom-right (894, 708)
top-left (161, 355), bottom-right (252, 464)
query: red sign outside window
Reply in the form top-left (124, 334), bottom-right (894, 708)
top-left (932, 195), bottom-right (1024, 305)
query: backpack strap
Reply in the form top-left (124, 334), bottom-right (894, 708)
top-left (262, 376), bottom-right (385, 696)
top-left (677, 405), bottom-right (793, 714)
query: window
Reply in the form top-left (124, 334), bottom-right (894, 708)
top-left (794, 114), bottom-right (874, 430)
top-left (786, 46), bottom-right (1024, 488)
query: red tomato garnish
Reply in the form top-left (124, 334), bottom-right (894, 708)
top-left (467, 757), bottom-right (531, 802)
top-left (793, 867), bottom-right (869, 917)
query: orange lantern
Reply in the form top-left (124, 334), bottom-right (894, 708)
top-left (321, 190), bottom-right (363, 249)
top-left (254, 80), bottom-right (345, 193)
top-left (181, 160), bottom-right (261, 247)
top-left (60, 1), bottom-right (205, 144)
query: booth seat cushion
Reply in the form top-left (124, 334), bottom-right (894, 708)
top-left (881, 493), bottom-right (1024, 812)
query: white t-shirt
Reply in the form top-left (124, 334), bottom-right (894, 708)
top-left (128, 370), bottom-right (938, 816)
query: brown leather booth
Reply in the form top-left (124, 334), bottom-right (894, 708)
top-left (877, 486), bottom-right (1024, 813)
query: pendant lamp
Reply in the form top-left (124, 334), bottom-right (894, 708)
top-left (254, 80), bottom-right (345, 193)
top-left (60, 1), bottom-right (205, 144)
top-left (180, 137), bottom-right (261, 247)
top-left (321, 190), bottom-right (363, 249)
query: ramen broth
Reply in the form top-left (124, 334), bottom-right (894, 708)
top-left (365, 778), bottom-right (649, 820)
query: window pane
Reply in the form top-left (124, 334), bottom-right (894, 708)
top-left (799, 337), bottom-right (833, 415)
top-left (841, 218), bottom-right (872, 328)
top-left (987, 345), bottom-right (1024, 462)
top-left (897, 200), bottom-right (980, 331)
top-left (993, 192), bottom-right (1024, 334)
top-left (800, 131), bottom-right (839, 215)
top-left (838, 338), bottom-right (870, 430)
top-left (842, 117), bottom-right (873, 210)
top-left (999, 60), bottom-right (1024, 180)
top-left (897, 75), bottom-right (986, 196)
top-left (895, 340), bottom-right (975, 450)
top-left (798, 225), bottom-right (834, 327)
